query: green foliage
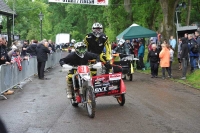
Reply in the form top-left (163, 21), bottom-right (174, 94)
top-left (180, 0), bottom-right (200, 25)
top-left (2, 0), bottom-right (198, 43)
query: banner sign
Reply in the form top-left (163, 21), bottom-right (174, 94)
top-left (48, 0), bottom-right (108, 5)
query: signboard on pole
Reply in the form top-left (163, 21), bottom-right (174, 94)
top-left (48, 0), bottom-right (108, 6)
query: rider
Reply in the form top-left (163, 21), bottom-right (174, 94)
top-left (114, 39), bottom-right (130, 59)
top-left (83, 22), bottom-right (112, 73)
top-left (59, 42), bottom-right (100, 99)
top-left (70, 39), bottom-right (76, 47)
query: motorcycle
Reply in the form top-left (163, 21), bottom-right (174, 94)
top-left (62, 63), bottom-right (101, 118)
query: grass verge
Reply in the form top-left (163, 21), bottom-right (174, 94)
top-left (137, 67), bottom-right (200, 89)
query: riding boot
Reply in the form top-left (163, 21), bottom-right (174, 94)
top-left (66, 84), bottom-right (73, 99)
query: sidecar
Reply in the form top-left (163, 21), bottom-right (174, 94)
top-left (92, 72), bottom-right (126, 106)
top-left (112, 54), bottom-right (138, 81)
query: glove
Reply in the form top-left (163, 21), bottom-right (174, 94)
top-left (105, 61), bottom-right (112, 69)
top-left (59, 60), bottom-right (65, 67)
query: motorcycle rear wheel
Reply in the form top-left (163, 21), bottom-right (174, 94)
top-left (85, 86), bottom-right (96, 118)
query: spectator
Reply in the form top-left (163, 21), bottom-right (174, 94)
top-left (133, 40), bottom-right (139, 68)
top-left (177, 38), bottom-right (182, 70)
top-left (140, 38), bottom-right (146, 47)
top-left (11, 41), bottom-right (17, 50)
top-left (169, 36), bottom-right (176, 50)
top-left (36, 41), bottom-right (51, 80)
top-left (169, 45), bottom-right (174, 77)
top-left (0, 118), bottom-right (8, 133)
top-left (8, 41), bottom-right (21, 58)
top-left (148, 44), bottom-right (160, 78)
top-left (138, 41), bottom-right (145, 70)
top-left (0, 37), bottom-right (11, 65)
top-left (159, 43), bottom-right (171, 79)
top-left (27, 40), bottom-right (38, 56)
top-left (194, 31), bottom-right (200, 54)
top-left (150, 36), bottom-right (157, 44)
top-left (21, 40), bottom-right (29, 57)
top-left (11, 49), bottom-right (22, 63)
top-left (188, 34), bottom-right (199, 72)
top-left (184, 33), bottom-right (188, 39)
top-left (48, 40), bottom-right (55, 52)
top-left (112, 42), bottom-right (117, 50)
top-left (0, 37), bottom-right (14, 95)
top-left (157, 31), bottom-right (161, 45)
top-left (180, 37), bottom-right (189, 80)
top-left (133, 40), bottom-right (139, 57)
top-left (148, 39), bottom-right (154, 52)
top-left (17, 41), bottom-right (23, 52)
top-left (10, 49), bottom-right (23, 71)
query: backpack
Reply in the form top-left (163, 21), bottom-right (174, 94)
top-left (192, 43), bottom-right (199, 53)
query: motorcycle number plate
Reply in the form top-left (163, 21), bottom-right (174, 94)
top-left (77, 66), bottom-right (90, 73)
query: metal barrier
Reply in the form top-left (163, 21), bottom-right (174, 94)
top-left (0, 51), bottom-right (62, 99)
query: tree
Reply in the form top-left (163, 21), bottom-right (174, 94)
top-left (159, 0), bottom-right (180, 40)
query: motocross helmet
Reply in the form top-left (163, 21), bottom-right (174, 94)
top-left (118, 39), bottom-right (125, 45)
top-left (74, 42), bottom-right (87, 58)
top-left (71, 39), bottom-right (76, 44)
top-left (92, 22), bottom-right (103, 37)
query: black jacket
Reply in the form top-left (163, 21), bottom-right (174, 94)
top-left (27, 43), bottom-right (37, 56)
top-left (49, 44), bottom-right (55, 52)
top-left (36, 44), bottom-right (50, 62)
top-left (84, 33), bottom-right (111, 61)
top-left (84, 33), bottom-right (107, 55)
top-left (196, 36), bottom-right (200, 52)
top-left (148, 49), bottom-right (160, 63)
top-left (59, 52), bottom-right (100, 66)
top-left (0, 45), bottom-right (11, 65)
top-left (21, 44), bottom-right (28, 56)
top-left (180, 38), bottom-right (189, 59)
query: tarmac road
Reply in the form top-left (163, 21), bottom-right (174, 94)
top-left (0, 64), bottom-right (200, 133)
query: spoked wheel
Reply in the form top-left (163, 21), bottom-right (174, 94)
top-left (116, 94), bottom-right (125, 106)
top-left (126, 74), bottom-right (133, 81)
top-left (71, 91), bottom-right (78, 107)
top-left (85, 86), bottom-right (96, 118)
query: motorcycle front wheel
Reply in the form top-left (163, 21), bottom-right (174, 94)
top-left (85, 86), bottom-right (96, 118)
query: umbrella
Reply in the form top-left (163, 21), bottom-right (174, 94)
top-left (116, 23), bottom-right (157, 40)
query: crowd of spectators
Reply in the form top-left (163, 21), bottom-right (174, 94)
top-left (111, 30), bottom-right (200, 80)
top-left (148, 31), bottom-right (200, 79)
top-left (0, 37), bottom-right (57, 95)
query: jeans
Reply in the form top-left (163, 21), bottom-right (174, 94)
top-left (162, 67), bottom-right (171, 78)
top-left (181, 58), bottom-right (187, 77)
top-left (168, 61), bottom-right (172, 75)
top-left (190, 56), bottom-right (198, 70)
top-left (139, 56), bottom-right (144, 69)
